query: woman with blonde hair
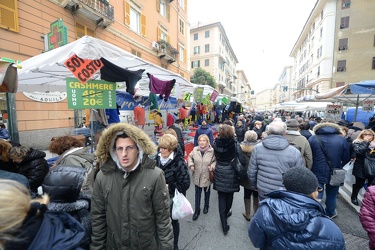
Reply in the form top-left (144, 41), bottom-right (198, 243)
top-left (0, 179), bottom-right (86, 249)
top-left (188, 134), bottom-right (216, 221)
top-left (155, 134), bottom-right (190, 250)
top-left (351, 129), bottom-right (375, 206)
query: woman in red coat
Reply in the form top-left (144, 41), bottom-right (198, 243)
top-left (359, 183), bottom-right (375, 250)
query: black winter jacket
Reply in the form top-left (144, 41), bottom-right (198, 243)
top-left (352, 141), bottom-right (370, 179)
top-left (169, 124), bottom-right (185, 154)
top-left (155, 146), bottom-right (190, 197)
top-left (212, 137), bottom-right (246, 193)
top-left (17, 148), bottom-right (49, 193)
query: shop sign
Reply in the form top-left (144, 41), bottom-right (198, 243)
top-left (194, 87), bottom-right (204, 102)
top-left (45, 19), bottom-right (68, 51)
top-left (66, 77), bottom-right (116, 109)
top-left (210, 90), bottom-right (219, 102)
top-left (64, 54), bottom-right (103, 84)
top-left (363, 99), bottom-right (374, 111)
top-left (325, 104), bottom-right (343, 122)
top-left (23, 91), bottom-right (67, 102)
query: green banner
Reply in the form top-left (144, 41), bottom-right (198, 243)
top-left (194, 87), bottom-right (204, 102)
top-left (66, 77), bottom-right (116, 109)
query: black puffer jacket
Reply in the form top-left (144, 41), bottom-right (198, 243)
top-left (17, 148), bottom-right (49, 193)
top-left (43, 165), bottom-right (91, 248)
top-left (235, 125), bottom-right (246, 143)
top-left (212, 137), bottom-right (246, 193)
top-left (155, 146), bottom-right (190, 197)
top-left (352, 140), bottom-right (370, 179)
top-left (169, 124), bottom-right (185, 154)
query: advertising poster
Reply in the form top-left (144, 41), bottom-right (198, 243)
top-left (66, 77), bottom-right (116, 109)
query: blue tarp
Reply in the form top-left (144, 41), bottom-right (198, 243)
top-left (350, 80), bottom-right (375, 94)
top-left (116, 92), bottom-right (178, 110)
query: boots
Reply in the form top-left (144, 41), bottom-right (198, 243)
top-left (252, 197), bottom-right (259, 217)
top-left (242, 198), bottom-right (251, 221)
top-left (192, 209), bottom-right (200, 220)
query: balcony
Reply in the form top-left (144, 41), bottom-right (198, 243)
top-left (50, 0), bottom-right (115, 28)
top-left (157, 41), bottom-right (179, 64)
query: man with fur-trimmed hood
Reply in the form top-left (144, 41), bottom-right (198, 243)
top-left (91, 123), bottom-right (173, 249)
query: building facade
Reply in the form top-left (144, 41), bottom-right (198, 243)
top-left (0, 0), bottom-right (190, 148)
top-left (190, 21), bottom-right (239, 96)
top-left (235, 70), bottom-right (252, 109)
top-left (288, 0), bottom-right (375, 101)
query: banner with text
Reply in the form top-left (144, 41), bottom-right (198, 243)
top-left (66, 78), bottom-right (116, 109)
top-left (64, 54), bottom-right (103, 84)
top-left (325, 104), bottom-right (343, 122)
top-left (363, 99), bottom-right (374, 111)
top-left (116, 92), bottom-right (178, 110)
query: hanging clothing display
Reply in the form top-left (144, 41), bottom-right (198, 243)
top-left (134, 105), bottom-right (145, 126)
top-left (147, 73), bottom-right (176, 101)
top-left (100, 58), bottom-right (145, 95)
top-left (149, 92), bottom-right (159, 111)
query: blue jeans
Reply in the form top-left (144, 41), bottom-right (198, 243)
top-left (318, 182), bottom-right (340, 217)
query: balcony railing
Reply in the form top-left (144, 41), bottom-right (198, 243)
top-left (76, 0), bottom-right (114, 21)
top-left (157, 41), bottom-right (179, 64)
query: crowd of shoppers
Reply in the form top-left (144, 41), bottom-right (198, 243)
top-left (2, 110), bottom-right (375, 249)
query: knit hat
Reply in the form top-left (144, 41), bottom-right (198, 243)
top-left (282, 167), bottom-right (318, 195)
top-left (285, 119), bottom-right (299, 131)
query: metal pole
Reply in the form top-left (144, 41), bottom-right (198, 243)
top-left (354, 94), bottom-right (359, 122)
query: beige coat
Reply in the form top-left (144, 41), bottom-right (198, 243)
top-left (188, 146), bottom-right (216, 188)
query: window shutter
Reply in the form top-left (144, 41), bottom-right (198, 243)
top-left (157, 27), bottom-right (161, 40)
top-left (167, 35), bottom-right (171, 43)
top-left (166, 4), bottom-right (170, 21)
top-left (0, 0), bottom-right (19, 32)
top-left (125, 1), bottom-right (130, 26)
top-left (184, 47), bottom-right (187, 63)
top-left (156, 0), bottom-right (160, 12)
top-left (141, 14), bottom-right (146, 36)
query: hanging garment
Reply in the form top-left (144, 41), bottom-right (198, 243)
top-left (134, 105), bottom-right (146, 126)
top-left (147, 73), bottom-right (176, 101)
top-left (100, 58), bottom-right (144, 95)
top-left (149, 92), bottom-right (159, 111)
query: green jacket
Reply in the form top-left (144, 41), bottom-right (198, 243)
top-left (91, 123), bottom-right (173, 250)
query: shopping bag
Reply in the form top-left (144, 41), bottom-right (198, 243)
top-left (172, 189), bottom-right (193, 220)
top-left (343, 161), bottom-right (355, 185)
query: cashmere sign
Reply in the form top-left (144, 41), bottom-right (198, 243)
top-left (66, 77), bottom-right (116, 109)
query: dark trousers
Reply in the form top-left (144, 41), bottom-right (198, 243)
top-left (172, 219), bottom-right (179, 249)
top-left (352, 176), bottom-right (374, 198)
top-left (194, 185), bottom-right (211, 211)
top-left (244, 187), bottom-right (258, 199)
top-left (218, 191), bottom-right (234, 228)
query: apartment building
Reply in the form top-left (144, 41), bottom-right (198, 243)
top-left (235, 70), bottom-right (252, 109)
top-left (289, 0), bottom-right (375, 101)
top-left (0, 0), bottom-right (190, 148)
top-left (190, 21), bottom-right (239, 96)
top-left (254, 87), bottom-right (279, 111)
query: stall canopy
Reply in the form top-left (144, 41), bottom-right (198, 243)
top-left (295, 80), bottom-right (375, 122)
top-left (18, 36), bottom-right (193, 94)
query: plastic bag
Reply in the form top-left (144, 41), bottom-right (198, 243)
top-left (343, 161), bottom-right (355, 185)
top-left (172, 189), bottom-right (193, 220)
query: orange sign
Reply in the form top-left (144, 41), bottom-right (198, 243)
top-left (64, 54), bottom-right (103, 84)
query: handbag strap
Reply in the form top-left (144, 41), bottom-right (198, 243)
top-left (315, 135), bottom-right (334, 171)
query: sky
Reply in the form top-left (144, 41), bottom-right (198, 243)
top-left (188, 0), bottom-right (317, 93)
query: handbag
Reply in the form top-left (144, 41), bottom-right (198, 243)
top-left (209, 171), bottom-right (214, 182)
top-left (316, 135), bottom-right (346, 186)
top-left (171, 189), bottom-right (193, 220)
top-left (208, 153), bottom-right (215, 182)
top-left (232, 143), bottom-right (247, 181)
top-left (364, 150), bottom-right (375, 177)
